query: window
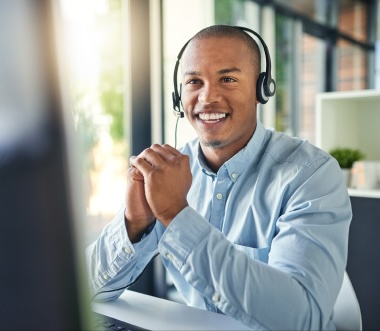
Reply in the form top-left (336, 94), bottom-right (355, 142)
top-left (300, 34), bottom-right (324, 142)
top-left (221, 0), bottom-right (377, 143)
top-left (60, 0), bottom-right (128, 244)
top-left (337, 40), bottom-right (367, 90)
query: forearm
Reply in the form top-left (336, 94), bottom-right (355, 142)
top-left (158, 206), bottom-right (349, 330)
top-left (86, 207), bottom-right (161, 301)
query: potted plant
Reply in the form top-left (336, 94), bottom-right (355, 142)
top-left (329, 147), bottom-right (365, 186)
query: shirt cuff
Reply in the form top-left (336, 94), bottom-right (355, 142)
top-left (158, 206), bottom-right (210, 270)
top-left (103, 206), bottom-right (136, 260)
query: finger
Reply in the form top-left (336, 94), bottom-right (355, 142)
top-left (129, 155), bottom-right (136, 167)
top-left (131, 148), bottom-right (165, 168)
top-left (139, 147), bottom-right (168, 167)
top-left (128, 166), bottom-right (143, 181)
top-left (150, 143), bottom-right (181, 159)
top-left (161, 143), bottom-right (182, 156)
top-left (130, 155), bottom-right (156, 176)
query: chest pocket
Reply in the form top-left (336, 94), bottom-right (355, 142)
top-left (233, 244), bottom-right (270, 264)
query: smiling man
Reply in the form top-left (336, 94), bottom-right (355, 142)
top-left (87, 25), bottom-right (352, 330)
top-left (181, 31), bottom-right (259, 167)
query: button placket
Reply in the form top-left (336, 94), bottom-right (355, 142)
top-left (209, 173), bottom-right (229, 230)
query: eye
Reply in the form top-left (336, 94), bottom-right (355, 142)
top-left (221, 77), bottom-right (236, 83)
top-left (187, 78), bottom-right (203, 85)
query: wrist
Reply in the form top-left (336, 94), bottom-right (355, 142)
top-left (158, 204), bottom-right (188, 227)
top-left (124, 213), bottom-right (155, 244)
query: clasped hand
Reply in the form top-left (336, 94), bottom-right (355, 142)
top-left (125, 144), bottom-right (192, 241)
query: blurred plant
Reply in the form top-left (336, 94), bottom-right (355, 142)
top-left (99, 68), bottom-right (123, 141)
top-left (97, 0), bottom-right (124, 142)
top-left (215, 0), bottom-right (242, 25)
top-left (329, 147), bottom-right (365, 169)
top-left (71, 89), bottom-right (100, 173)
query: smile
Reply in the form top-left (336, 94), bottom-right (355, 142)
top-left (198, 113), bottom-right (227, 122)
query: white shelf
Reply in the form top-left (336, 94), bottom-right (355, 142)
top-left (316, 90), bottom-right (380, 199)
top-left (316, 89), bottom-right (380, 161)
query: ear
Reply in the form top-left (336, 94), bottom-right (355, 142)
top-left (256, 72), bottom-right (269, 104)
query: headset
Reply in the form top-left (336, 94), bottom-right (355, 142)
top-left (171, 25), bottom-right (276, 119)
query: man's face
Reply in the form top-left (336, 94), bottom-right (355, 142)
top-left (181, 36), bottom-right (259, 152)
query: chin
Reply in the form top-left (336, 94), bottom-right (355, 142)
top-left (202, 140), bottom-right (223, 149)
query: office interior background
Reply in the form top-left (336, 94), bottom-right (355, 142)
top-left (59, 0), bottom-right (379, 238)
top-left (41, 0), bottom-right (380, 329)
top-left (58, 0), bottom-right (380, 324)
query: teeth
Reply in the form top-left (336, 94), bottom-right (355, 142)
top-left (199, 113), bottom-right (226, 121)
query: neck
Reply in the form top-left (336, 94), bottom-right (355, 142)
top-left (200, 136), bottom-right (252, 173)
top-left (201, 147), bottom-right (231, 173)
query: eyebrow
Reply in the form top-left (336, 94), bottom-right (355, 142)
top-left (184, 67), bottom-right (242, 76)
top-left (218, 67), bottom-right (241, 75)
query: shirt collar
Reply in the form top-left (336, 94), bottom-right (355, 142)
top-left (197, 121), bottom-right (267, 181)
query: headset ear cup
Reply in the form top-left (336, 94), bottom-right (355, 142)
top-left (256, 72), bottom-right (269, 104)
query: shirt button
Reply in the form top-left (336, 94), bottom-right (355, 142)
top-left (231, 172), bottom-right (238, 180)
top-left (166, 253), bottom-right (174, 261)
top-left (124, 247), bottom-right (132, 254)
top-left (212, 293), bottom-right (220, 303)
top-left (216, 193), bottom-right (223, 200)
top-left (102, 274), bottom-right (108, 280)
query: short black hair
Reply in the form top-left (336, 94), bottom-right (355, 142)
top-left (191, 25), bottom-right (261, 76)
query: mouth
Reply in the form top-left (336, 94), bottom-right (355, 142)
top-left (197, 112), bottom-right (229, 124)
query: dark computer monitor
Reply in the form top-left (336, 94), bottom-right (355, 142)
top-left (0, 1), bottom-right (89, 329)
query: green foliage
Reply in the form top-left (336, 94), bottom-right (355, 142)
top-left (275, 14), bottom-right (291, 134)
top-left (71, 89), bottom-right (100, 173)
top-left (97, 0), bottom-right (124, 142)
top-left (99, 67), bottom-right (124, 141)
top-left (215, 0), bottom-right (245, 25)
top-left (329, 147), bottom-right (365, 169)
top-left (215, 0), bottom-right (235, 25)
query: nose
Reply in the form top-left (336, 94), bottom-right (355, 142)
top-left (198, 83), bottom-right (220, 105)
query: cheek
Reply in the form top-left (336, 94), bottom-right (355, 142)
top-left (181, 93), bottom-right (196, 113)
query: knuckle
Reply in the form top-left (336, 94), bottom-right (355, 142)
top-left (129, 156), bottom-right (137, 166)
top-left (141, 148), bottom-right (153, 158)
top-left (135, 156), bottom-right (145, 165)
top-left (180, 154), bottom-right (190, 162)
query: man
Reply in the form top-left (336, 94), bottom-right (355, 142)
top-left (87, 25), bottom-right (351, 330)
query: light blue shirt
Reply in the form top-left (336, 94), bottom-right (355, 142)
top-left (86, 121), bottom-right (351, 330)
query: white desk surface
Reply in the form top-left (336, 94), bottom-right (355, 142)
top-left (92, 290), bottom-right (251, 330)
top-left (348, 188), bottom-right (380, 199)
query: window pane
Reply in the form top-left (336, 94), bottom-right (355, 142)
top-left (60, 0), bottom-right (128, 245)
top-left (300, 34), bottom-right (323, 144)
top-left (275, 15), bottom-right (293, 135)
top-left (274, 0), bottom-right (329, 25)
top-left (337, 39), bottom-right (367, 91)
top-left (338, 0), bottom-right (368, 42)
top-left (274, 0), bottom-right (314, 17)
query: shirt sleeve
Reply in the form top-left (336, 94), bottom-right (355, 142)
top-left (158, 157), bottom-right (351, 330)
top-left (86, 206), bottom-right (162, 301)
